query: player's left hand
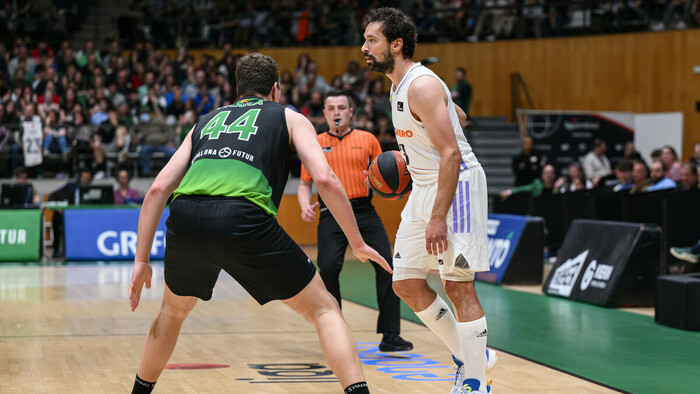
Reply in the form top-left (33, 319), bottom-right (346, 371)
top-left (426, 217), bottom-right (448, 256)
top-left (352, 243), bottom-right (393, 274)
top-left (129, 261), bottom-right (152, 312)
top-left (362, 170), bottom-right (370, 189)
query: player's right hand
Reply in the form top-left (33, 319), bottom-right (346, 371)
top-left (300, 202), bottom-right (319, 222)
top-left (352, 243), bottom-right (393, 274)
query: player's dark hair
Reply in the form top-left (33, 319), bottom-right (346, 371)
top-left (235, 53), bottom-right (279, 98)
top-left (324, 90), bottom-right (355, 108)
top-left (363, 7), bottom-right (418, 59)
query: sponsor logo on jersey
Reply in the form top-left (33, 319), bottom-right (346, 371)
top-left (397, 101), bottom-right (404, 111)
top-left (322, 146), bottom-right (332, 153)
top-left (219, 147), bottom-right (232, 158)
top-left (395, 128), bottom-right (414, 138)
top-left (436, 307), bottom-right (448, 320)
top-left (233, 98), bottom-right (263, 107)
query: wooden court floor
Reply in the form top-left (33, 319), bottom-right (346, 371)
top-left (0, 263), bottom-right (615, 393)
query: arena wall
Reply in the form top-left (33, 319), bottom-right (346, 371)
top-left (166, 29), bottom-right (700, 158)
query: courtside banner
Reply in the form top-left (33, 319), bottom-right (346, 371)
top-left (0, 209), bottom-right (42, 262)
top-left (64, 209), bottom-right (169, 261)
top-left (476, 214), bottom-right (527, 284)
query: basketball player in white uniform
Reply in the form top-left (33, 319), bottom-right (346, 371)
top-left (362, 8), bottom-right (494, 394)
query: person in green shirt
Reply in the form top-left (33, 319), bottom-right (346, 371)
top-left (451, 67), bottom-right (473, 115)
top-left (500, 164), bottom-right (557, 200)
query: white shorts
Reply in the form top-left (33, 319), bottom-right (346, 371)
top-left (393, 165), bottom-right (489, 282)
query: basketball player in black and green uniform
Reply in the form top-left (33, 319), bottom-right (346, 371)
top-left (128, 53), bottom-right (390, 394)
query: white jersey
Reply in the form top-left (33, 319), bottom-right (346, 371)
top-left (390, 63), bottom-right (479, 186)
top-left (21, 116), bottom-right (43, 167)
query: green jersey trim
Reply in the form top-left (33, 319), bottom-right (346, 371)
top-left (174, 158), bottom-right (277, 216)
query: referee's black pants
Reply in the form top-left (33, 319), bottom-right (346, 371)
top-left (317, 201), bottom-right (401, 335)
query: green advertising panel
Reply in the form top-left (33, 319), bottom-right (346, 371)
top-left (0, 209), bottom-right (42, 262)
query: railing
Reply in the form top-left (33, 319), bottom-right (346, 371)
top-left (511, 72), bottom-right (535, 123)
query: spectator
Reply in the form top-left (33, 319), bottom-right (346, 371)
top-left (677, 162), bottom-right (698, 191)
top-left (451, 67), bottom-right (473, 115)
top-left (623, 140), bottom-right (638, 159)
top-left (90, 99), bottom-right (109, 126)
top-left (138, 113), bottom-right (176, 176)
top-left (629, 160), bottom-right (651, 193)
top-left (690, 142), bottom-right (700, 169)
top-left (512, 136), bottom-right (543, 186)
top-left (37, 81), bottom-right (61, 119)
top-left (554, 162), bottom-right (593, 192)
top-left (67, 110), bottom-right (97, 172)
top-left (582, 138), bottom-right (612, 183)
top-left (341, 60), bottom-right (361, 86)
top-left (367, 78), bottom-right (392, 122)
top-left (647, 160), bottom-right (677, 192)
top-left (113, 169), bottom-right (141, 204)
top-left (75, 40), bottom-right (102, 69)
top-left (301, 90), bottom-right (326, 131)
top-left (193, 84), bottom-right (214, 115)
top-left (297, 62), bottom-right (329, 93)
top-left (19, 104), bottom-right (43, 171)
top-left (42, 110), bottom-right (70, 158)
top-left (612, 159), bottom-right (634, 192)
top-left (520, 0), bottom-right (546, 38)
top-left (375, 114), bottom-right (398, 152)
top-left (660, 145), bottom-right (682, 182)
top-left (12, 166), bottom-right (40, 203)
top-left (94, 108), bottom-right (130, 178)
top-left (670, 240), bottom-right (700, 263)
top-left (500, 164), bottom-right (557, 200)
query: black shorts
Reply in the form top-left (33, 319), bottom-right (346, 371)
top-left (164, 195), bottom-right (316, 304)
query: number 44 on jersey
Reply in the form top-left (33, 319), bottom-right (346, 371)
top-left (200, 109), bottom-right (261, 141)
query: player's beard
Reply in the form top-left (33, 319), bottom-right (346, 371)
top-left (367, 47), bottom-right (394, 74)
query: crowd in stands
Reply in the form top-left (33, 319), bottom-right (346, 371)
top-left (114, 0), bottom-right (700, 48)
top-left (2, 35), bottom-right (472, 183)
top-left (4, 1), bottom-right (698, 50)
top-left (503, 139), bottom-right (700, 200)
top-left (0, 1), bottom-right (697, 190)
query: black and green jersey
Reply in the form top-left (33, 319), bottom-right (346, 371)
top-left (174, 97), bottom-right (293, 216)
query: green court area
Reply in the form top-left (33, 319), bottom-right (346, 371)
top-left (338, 260), bottom-right (700, 393)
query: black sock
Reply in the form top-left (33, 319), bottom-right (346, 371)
top-left (132, 374), bottom-right (156, 394)
top-left (345, 381), bottom-right (369, 393)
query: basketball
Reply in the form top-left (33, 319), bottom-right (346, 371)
top-left (368, 151), bottom-right (412, 200)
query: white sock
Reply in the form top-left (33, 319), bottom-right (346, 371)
top-left (414, 295), bottom-right (461, 356)
top-left (457, 316), bottom-right (488, 391)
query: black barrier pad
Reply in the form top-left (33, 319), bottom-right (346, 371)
top-left (543, 219), bottom-right (660, 307)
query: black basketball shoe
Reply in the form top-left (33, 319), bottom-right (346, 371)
top-left (379, 333), bottom-right (413, 352)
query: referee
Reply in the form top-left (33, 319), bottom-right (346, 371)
top-left (298, 90), bottom-right (412, 352)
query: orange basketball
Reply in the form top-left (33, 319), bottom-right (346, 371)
top-left (368, 151), bottom-right (412, 200)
